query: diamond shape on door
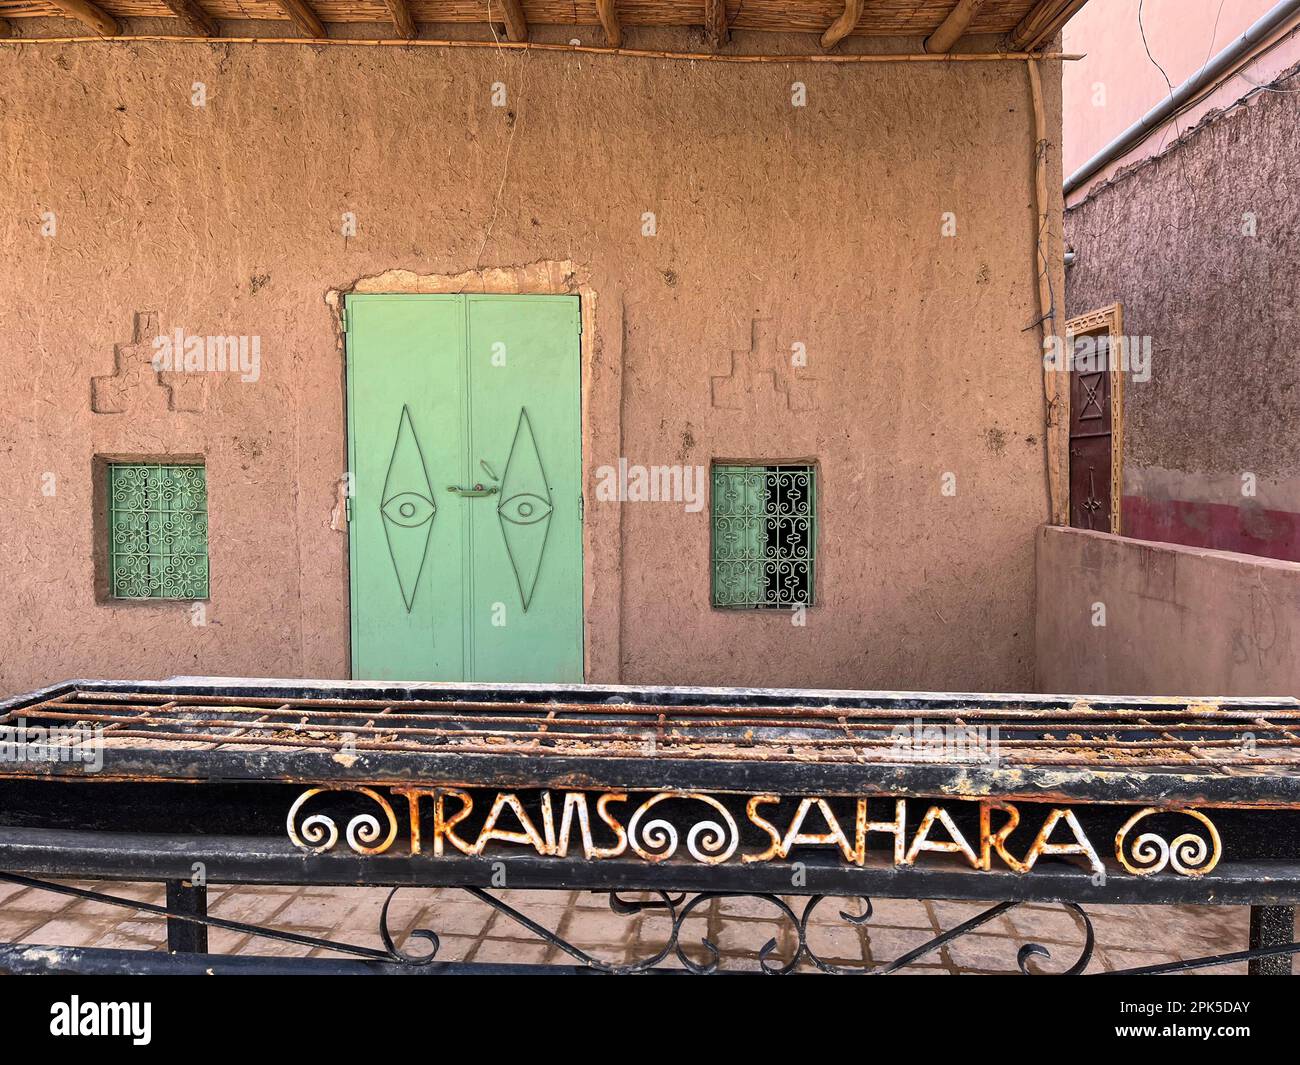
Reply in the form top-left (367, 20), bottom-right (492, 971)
top-left (497, 407), bottom-right (554, 611)
top-left (379, 404), bottom-right (437, 612)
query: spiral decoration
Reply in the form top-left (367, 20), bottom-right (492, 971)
top-left (672, 892), bottom-right (802, 974)
top-left (286, 786), bottom-right (399, 856)
top-left (379, 887), bottom-right (441, 964)
top-left (1114, 807), bottom-right (1222, 877)
top-left (627, 793), bottom-right (740, 865)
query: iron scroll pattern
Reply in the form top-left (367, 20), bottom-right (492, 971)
top-left (712, 465), bottom-right (814, 609)
top-left (2, 872), bottom-right (1298, 975)
top-left (108, 463), bottom-right (209, 600)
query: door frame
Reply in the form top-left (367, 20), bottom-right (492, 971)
top-left (332, 263), bottom-right (619, 682)
top-left (1065, 302), bottom-right (1124, 535)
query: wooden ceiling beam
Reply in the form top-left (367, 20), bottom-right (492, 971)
top-left (704, 0), bottom-right (729, 51)
top-left (924, 0), bottom-right (987, 53)
top-left (497, 0), bottom-right (528, 42)
top-left (46, 0), bottom-right (120, 36)
top-left (161, 0), bottom-right (217, 37)
top-left (595, 0), bottom-right (622, 49)
top-left (819, 0), bottom-right (863, 51)
top-left (274, 0), bottom-right (326, 38)
top-left (382, 0), bottom-right (416, 39)
top-left (1008, 0), bottom-right (1089, 51)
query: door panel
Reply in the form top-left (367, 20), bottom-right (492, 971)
top-left (347, 293), bottom-right (582, 683)
top-left (348, 295), bottom-right (466, 681)
top-left (1068, 434), bottom-right (1112, 531)
top-left (1068, 332), bottom-right (1113, 533)
top-left (466, 296), bottom-right (583, 682)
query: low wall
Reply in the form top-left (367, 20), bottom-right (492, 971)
top-left (1035, 525), bottom-right (1300, 698)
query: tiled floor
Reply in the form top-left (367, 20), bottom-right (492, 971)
top-left (0, 877), bottom-right (1280, 974)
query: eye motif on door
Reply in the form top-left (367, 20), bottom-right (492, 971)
top-left (380, 405), bottom-right (437, 613)
top-left (497, 408), bottom-right (554, 612)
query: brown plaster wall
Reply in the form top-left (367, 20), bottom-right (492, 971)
top-left (1065, 65), bottom-right (1300, 560)
top-left (1035, 525), bottom-right (1300, 698)
top-left (0, 31), bottom-right (1064, 696)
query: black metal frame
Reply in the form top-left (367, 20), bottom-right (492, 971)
top-left (3, 677), bottom-right (1299, 974)
top-left (7, 677), bottom-right (1300, 805)
top-left (2, 870), bottom-right (1297, 975)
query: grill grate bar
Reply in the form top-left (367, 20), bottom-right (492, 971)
top-left (58, 725), bottom-right (1291, 768)
top-left (30, 689), bottom-right (1300, 722)
top-left (23, 706), bottom-right (1300, 742)
top-left (25, 705), bottom-right (1300, 741)
top-left (5, 687), bottom-right (1299, 773)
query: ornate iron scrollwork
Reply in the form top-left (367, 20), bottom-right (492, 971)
top-left (378, 888), bottom-right (1099, 975)
top-left (4, 872), bottom-right (1295, 975)
top-left (1114, 807), bottom-right (1222, 877)
top-left (286, 786), bottom-right (400, 856)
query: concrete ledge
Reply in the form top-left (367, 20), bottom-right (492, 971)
top-left (1035, 525), bottom-right (1300, 698)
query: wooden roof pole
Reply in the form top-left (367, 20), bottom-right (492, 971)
top-left (46, 0), bottom-right (120, 36)
top-left (274, 0), bottom-right (326, 38)
top-left (596, 0), bottom-right (622, 48)
top-left (704, 0), bottom-right (729, 51)
top-left (382, 0), bottom-right (416, 40)
top-left (820, 0), bottom-right (863, 51)
top-left (497, 0), bottom-right (528, 42)
top-left (924, 0), bottom-right (987, 53)
top-left (1027, 57), bottom-right (1068, 526)
top-left (161, 0), bottom-right (217, 37)
top-left (1009, 0), bottom-right (1088, 51)
top-left (0, 34), bottom-right (1080, 61)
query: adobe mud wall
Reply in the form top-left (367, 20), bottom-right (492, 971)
top-left (1065, 62), bottom-right (1300, 563)
top-left (0, 30), bottom-right (1063, 695)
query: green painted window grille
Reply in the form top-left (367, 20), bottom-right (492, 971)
top-left (108, 463), bottom-right (209, 600)
top-left (712, 464), bottom-right (815, 609)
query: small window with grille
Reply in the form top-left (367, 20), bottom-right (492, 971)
top-left (711, 463), bottom-right (816, 609)
top-left (107, 463), bottom-right (210, 600)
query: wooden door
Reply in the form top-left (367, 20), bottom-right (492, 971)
top-left (1067, 330), bottom-right (1114, 532)
top-left (346, 294), bottom-right (583, 682)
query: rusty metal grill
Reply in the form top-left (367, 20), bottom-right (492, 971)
top-left (7, 687), bottom-right (1300, 774)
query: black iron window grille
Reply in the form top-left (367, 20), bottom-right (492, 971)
top-left (711, 464), bottom-right (816, 608)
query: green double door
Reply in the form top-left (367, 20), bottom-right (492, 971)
top-left (346, 294), bottom-right (583, 682)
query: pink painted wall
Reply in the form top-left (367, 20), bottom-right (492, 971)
top-left (1036, 525), bottom-right (1300, 698)
top-left (1123, 494), bottom-right (1300, 564)
top-left (1063, 0), bottom-right (1300, 197)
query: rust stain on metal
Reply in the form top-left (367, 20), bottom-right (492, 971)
top-left (285, 783), bottom-right (1225, 883)
top-left (5, 685), bottom-right (1300, 813)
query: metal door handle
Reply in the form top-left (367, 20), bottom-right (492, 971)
top-left (447, 484), bottom-right (499, 497)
